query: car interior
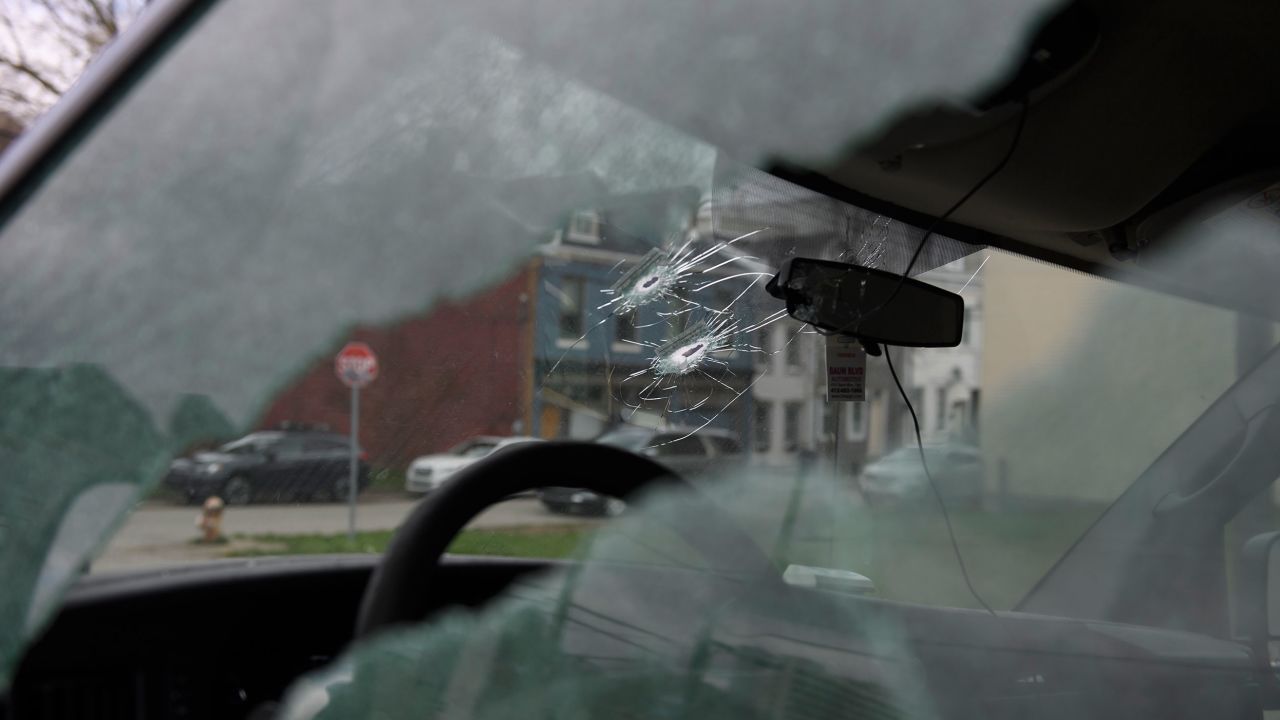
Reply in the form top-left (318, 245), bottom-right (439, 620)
top-left (8, 0), bottom-right (1280, 718)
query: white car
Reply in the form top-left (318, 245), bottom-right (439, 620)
top-left (405, 436), bottom-right (541, 493)
top-left (858, 444), bottom-right (984, 509)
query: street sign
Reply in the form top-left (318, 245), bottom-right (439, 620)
top-left (334, 341), bottom-right (378, 542)
top-left (335, 341), bottom-right (379, 388)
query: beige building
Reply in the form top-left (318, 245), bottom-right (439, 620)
top-left (978, 250), bottom-right (1245, 505)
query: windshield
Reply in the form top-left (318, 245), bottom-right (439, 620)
top-left (595, 429), bottom-right (653, 452)
top-left (5, 0), bottom-right (1280, 715)
top-left (455, 441), bottom-right (498, 459)
top-left (218, 433), bottom-right (280, 454)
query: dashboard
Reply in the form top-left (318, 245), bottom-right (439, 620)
top-left (8, 555), bottom-right (1263, 720)
top-left (11, 556), bottom-right (544, 719)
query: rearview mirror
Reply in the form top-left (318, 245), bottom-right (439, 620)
top-left (766, 258), bottom-right (964, 347)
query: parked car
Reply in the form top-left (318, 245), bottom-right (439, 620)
top-left (164, 430), bottom-right (370, 505)
top-left (539, 426), bottom-right (744, 514)
top-left (857, 444), bottom-right (984, 509)
top-left (405, 436), bottom-right (541, 494)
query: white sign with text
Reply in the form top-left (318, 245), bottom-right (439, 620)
top-left (825, 335), bottom-right (866, 402)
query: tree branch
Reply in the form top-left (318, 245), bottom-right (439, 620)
top-left (81, 0), bottom-right (117, 37)
top-left (0, 84), bottom-right (36, 106)
top-left (0, 56), bottom-right (65, 95)
top-left (36, 0), bottom-right (81, 42)
top-left (0, 83), bottom-right (42, 122)
top-left (0, 12), bottom-right (29, 64)
top-left (0, 0), bottom-right (145, 118)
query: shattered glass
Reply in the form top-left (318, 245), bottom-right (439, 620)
top-left (542, 160), bottom-right (980, 446)
top-left (0, 366), bottom-right (171, 689)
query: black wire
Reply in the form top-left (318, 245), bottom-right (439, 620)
top-left (835, 102), bottom-right (1031, 610)
top-left (885, 347), bottom-right (996, 616)
top-left (853, 98), bottom-right (1031, 330)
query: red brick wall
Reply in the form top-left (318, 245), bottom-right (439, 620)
top-left (257, 266), bottom-right (534, 471)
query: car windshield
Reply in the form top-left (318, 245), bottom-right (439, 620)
top-left (595, 428), bottom-right (654, 452)
top-left (456, 442), bottom-right (497, 459)
top-left (218, 433), bottom-right (280, 454)
top-left (6, 0), bottom-right (1280, 716)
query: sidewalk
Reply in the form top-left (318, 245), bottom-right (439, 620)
top-left (94, 496), bottom-right (578, 572)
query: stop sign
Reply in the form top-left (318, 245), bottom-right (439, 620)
top-left (335, 342), bottom-right (379, 388)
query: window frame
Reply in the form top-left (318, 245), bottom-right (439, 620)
top-left (753, 400), bottom-right (772, 454)
top-left (567, 210), bottom-right (601, 244)
top-left (555, 276), bottom-right (587, 344)
top-left (783, 401), bottom-right (803, 452)
top-left (612, 310), bottom-right (640, 352)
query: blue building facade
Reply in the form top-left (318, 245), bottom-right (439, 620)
top-left (529, 211), bottom-right (755, 444)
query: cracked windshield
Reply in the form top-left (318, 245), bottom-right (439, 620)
top-left (6, 0), bottom-right (1280, 718)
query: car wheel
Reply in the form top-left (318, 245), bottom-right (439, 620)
top-left (222, 475), bottom-right (253, 506)
top-left (328, 475), bottom-right (353, 503)
top-left (277, 481), bottom-right (305, 504)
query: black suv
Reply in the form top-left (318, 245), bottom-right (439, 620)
top-left (164, 430), bottom-right (370, 505)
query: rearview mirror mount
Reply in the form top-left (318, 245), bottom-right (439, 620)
top-left (766, 257), bottom-right (964, 348)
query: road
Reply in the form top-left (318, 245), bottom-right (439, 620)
top-left (95, 494), bottom-right (582, 572)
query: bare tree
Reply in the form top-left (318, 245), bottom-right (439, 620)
top-left (0, 0), bottom-right (147, 124)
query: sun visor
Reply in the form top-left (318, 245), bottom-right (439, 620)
top-left (1133, 177), bottom-right (1280, 321)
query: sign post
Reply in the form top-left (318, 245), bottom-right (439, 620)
top-left (335, 341), bottom-right (378, 544)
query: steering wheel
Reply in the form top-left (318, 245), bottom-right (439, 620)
top-left (356, 441), bottom-right (776, 638)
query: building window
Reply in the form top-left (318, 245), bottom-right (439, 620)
top-left (615, 312), bottom-right (636, 346)
top-left (970, 389), bottom-right (981, 429)
top-left (936, 387), bottom-right (948, 432)
top-left (822, 401), bottom-right (867, 441)
top-left (950, 400), bottom-right (968, 431)
top-left (785, 336), bottom-right (802, 372)
top-left (557, 277), bottom-right (585, 340)
top-left (784, 401), bottom-right (802, 452)
top-left (753, 401), bottom-right (772, 453)
top-left (568, 211), bottom-right (600, 243)
top-left (846, 402), bottom-right (866, 440)
top-left (756, 327), bottom-right (773, 370)
top-left (963, 308), bottom-right (973, 346)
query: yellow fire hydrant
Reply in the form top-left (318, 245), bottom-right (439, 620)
top-left (196, 496), bottom-right (225, 543)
